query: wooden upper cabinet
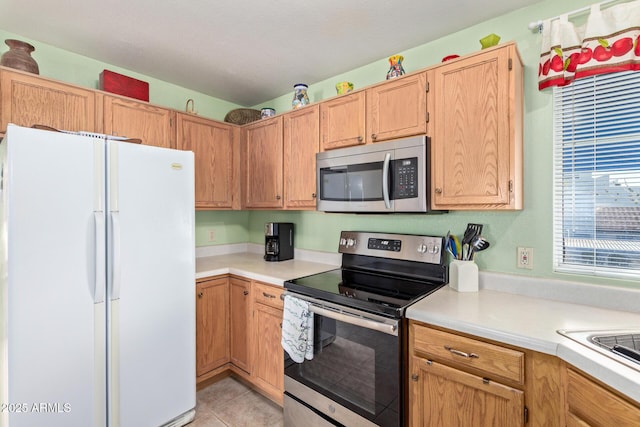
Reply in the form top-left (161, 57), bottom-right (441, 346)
top-left (102, 95), bottom-right (175, 148)
top-left (283, 105), bottom-right (319, 209)
top-left (242, 116), bottom-right (284, 208)
top-left (0, 67), bottom-right (96, 133)
top-left (176, 113), bottom-right (239, 210)
top-left (320, 90), bottom-right (366, 150)
top-left (366, 72), bottom-right (427, 143)
top-left (429, 43), bottom-right (523, 210)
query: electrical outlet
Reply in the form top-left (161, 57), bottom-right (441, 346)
top-left (517, 247), bottom-right (534, 269)
top-left (208, 229), bottom-right (216, 242)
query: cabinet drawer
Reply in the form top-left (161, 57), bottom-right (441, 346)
top-left (253, 282), bottom-right (284, 309)
top-left (412, 324), bottom-right (524, 384)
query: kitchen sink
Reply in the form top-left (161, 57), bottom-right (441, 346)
top-left (558, 329), bottom-right (640, 373)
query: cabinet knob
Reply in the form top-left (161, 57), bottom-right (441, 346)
top-left (312, 193), bottom-right (316, 198)
top-left (435, 188), bottom-right (443, 194)
top-left (357, 136), bottom-right (363, 142)
top-left (243, 290), bottom-right (249, 296)
top-left (276, 195), bottom-right (281, 200)
top-left (197, 292), bottom-right (203, 298)
top-left (411, 373), bottom-right (419, 382)
top-left (371, 134), bottom-right (377, 140)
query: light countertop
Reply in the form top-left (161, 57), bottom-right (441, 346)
top-left (406, 283), bottom-right (640, 404)
top-left (196, 246), bottom-right (339, 285)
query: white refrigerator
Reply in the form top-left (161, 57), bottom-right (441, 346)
top-left (0, 124), bottom-right (196, 427)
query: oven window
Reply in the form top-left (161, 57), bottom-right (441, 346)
top-left (320, 162), bottom-right (384, 202)
top-left (284, 314), bottom-right (400, 427)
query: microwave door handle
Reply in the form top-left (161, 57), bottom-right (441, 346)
top-left (382, 152), bottom-right (391, 209)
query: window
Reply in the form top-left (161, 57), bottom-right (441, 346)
top-left (553, 71), bottom-right (640, 278)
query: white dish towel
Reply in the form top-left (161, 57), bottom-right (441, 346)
top-left (281, 295), bottom-right (314, 363)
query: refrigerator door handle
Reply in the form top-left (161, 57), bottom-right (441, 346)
top-left (111, 211), bottom-right (122, 300)
top-left (94, 211), bottom-right (106, 303)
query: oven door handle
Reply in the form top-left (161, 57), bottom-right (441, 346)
top-left (308, 303), bottom-right (398, 336)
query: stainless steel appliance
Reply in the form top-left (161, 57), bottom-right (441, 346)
top-left (264, 222), bottom-right (294, 262)
top-left (316, 136), bottom-right (431, 213)
top-left (283, 231), bottom-right (447, 427)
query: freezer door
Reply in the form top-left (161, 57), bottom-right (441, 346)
top-left (0, 125), bottom-right (107, 427)
top-left (107, 141), bottom-right (195, 427)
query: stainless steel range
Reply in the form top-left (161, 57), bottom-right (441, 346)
top-left (283, 231), bottom-right (447, 427)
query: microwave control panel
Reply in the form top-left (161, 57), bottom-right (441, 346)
top-left (392, 158), bottom-right (418, 199)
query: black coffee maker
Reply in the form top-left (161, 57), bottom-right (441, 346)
top-left (264, 222), bottom-right (294, 262)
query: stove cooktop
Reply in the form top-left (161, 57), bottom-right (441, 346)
top-left (284, 267), bottom-right (445, 318)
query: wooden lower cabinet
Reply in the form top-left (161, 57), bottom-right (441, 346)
top-left (195, 275), bottom-right (284, 406)
top-left (250, 281), bottom-right (284, 405)
top-left (229, 276), bottom-right (251, 372)
top-left (410, 355), bottom-right (524, 427)
top-left (564, 366), bottom-right (640, 427)
top-left (409, 321), bottom-right (564, 427)
top-left (196, 276), bottom-right (230, 380)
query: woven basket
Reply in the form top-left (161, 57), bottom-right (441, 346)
top-left (224, 108), bottom-right (262, 125)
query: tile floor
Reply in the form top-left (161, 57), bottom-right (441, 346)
top-left (191, 376), bottom-right (284, 427)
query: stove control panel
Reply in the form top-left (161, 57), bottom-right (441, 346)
top-left (338, 231), bottom-right (443, 264)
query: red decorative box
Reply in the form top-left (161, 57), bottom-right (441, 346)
top-left (99, 70), bottom-right (149, 102)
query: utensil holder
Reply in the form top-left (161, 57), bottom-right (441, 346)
top-left (449, 260), bottom-right (478, 292)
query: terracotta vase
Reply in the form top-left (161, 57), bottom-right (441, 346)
top-left (0, 39), bottom-right (39, 74)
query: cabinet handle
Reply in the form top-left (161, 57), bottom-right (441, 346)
top-left (435, 188), bottom-right (443, 194)
top-left (243, 290), bottom-right (249, 296)
top-left (312, 193), bottom-right (316, 198)
top-left (197, 292), bottom-right (203, 299)
top-left (444, 345), bottom-right (479, 359)
top-left (357, 136), bottom-right (363, 142)
top-left (276, 195), bottom-right (281, 200)
top-left (262, 292), bottom-right (276, 299)
top-left (411, 374), bottom-right (419, 382)
top-left (371, 134), bottom-right (377, 140)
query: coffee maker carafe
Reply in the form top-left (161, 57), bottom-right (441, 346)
top-left (264, 222), bottom-right (294, 262)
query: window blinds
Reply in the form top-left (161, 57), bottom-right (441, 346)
top-left (553, 71), bottom-right (640, 278)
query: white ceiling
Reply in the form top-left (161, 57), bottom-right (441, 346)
top-left (0, 0), bottom-right (541, 106)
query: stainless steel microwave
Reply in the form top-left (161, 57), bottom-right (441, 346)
top-left (316, 135), bottom-right (431, 213)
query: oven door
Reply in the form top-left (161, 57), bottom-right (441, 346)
top-left (283, 294), bottom-right (402, 427)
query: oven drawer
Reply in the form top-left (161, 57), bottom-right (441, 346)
top-left (253, 281), bottom-right (284, 309)
top-left (412, 324), bottom-right (525, 384)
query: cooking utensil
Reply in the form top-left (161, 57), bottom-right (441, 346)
top-left (469, 235), bottom-right (490, 260)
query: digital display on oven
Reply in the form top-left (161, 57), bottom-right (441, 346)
top-left (367, 238), bottom-right (401, 252)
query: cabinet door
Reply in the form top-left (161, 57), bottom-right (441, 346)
top-left (196, 277), bottom-right (230, 377)
top-left (177, 113), bottom-right (239, 209)
top-left (366, 73), bottom-right (427, 143)
top-left (252, 302), bottom-right (284, 405)
top-left (565, 368), bottom-right (640, 427)
top-left (320, 91), bottom-right (366, 150)
top-left (229, 277), bottom-right (251, 373)
top-left (103, 95), bottom-right (175, 148)
top-left (430, 44), bottom-right (523, 210)
top-left (0, 68), bottom-right (96, 133)
top-left (409, 356), bottom-right (524, 427)
top-left (243, 116), bottom-right (284, 208)
top-left (283, 105), bottom-right (319, 209)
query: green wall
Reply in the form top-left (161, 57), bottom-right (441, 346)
top-left (245, 0), bottom-right (639, 290)
top-left (3, 0), bottom-right (637, 289)
top-left (0, 30), bottom-right (243, 121)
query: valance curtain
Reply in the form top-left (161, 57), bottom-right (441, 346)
top-left (538, 0), bottom-right (640, 90)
